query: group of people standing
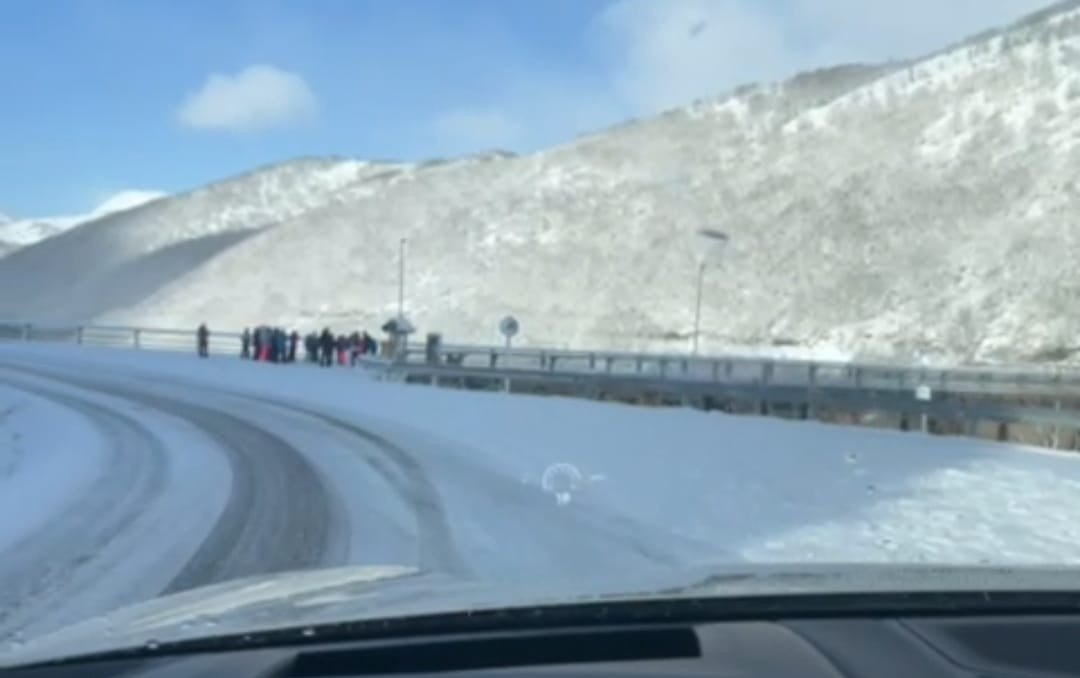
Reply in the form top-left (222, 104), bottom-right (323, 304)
top-left (196, 324), bottom-right (383, 366)
top-left (241, 326), bottom-right (299, 362)
top-left (305, 328), bottom-right (380, 367)
top-left (233, 325), bottom-right (379, 366)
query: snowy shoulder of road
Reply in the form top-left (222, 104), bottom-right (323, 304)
top-left (0, 383), bottom-right (106, 554)
top-left (4, 343), bottom-right (1080, 565)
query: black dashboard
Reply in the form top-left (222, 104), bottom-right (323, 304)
top-left (3, 612), bottom-right (1079, 677)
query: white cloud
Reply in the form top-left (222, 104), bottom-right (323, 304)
top-left (177, 65), bottom-right (318, 132)
top-left (793, 0), bottom-right (1054, 60)
top-left (592, 0), bottom-right (1051, 115)
top-left (423, 1), bottom-right (1052, 153)
top-left (431, 109), bottom-right (523, 153)
top-left (593, 0), bottom-right (793, 114)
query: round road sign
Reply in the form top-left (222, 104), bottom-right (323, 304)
top-left (499, 315), bottom-right (520, 338)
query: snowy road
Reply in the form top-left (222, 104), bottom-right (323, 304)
top-left (0, 350), bottom-right (701, 641)
top-left (0, 364), bottom-right (353, 639)
top-left (6, 344), bottom-right (1080, 647)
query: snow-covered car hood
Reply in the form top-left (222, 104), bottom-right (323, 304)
top-left (6, 563), bottom-right (1080, 667)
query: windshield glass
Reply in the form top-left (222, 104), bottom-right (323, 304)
top-left (0, 0), bottom-right (1076, 664)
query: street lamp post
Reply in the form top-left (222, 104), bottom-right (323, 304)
top-left (691, 229), bottom-right (730, 355)
top-left (692, 261), bottom-right (707, 355)
top-left (397, 237), bottom-right (407, 319)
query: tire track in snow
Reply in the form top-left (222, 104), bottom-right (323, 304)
top-left (58, 369), bottom-right (469, 577)
top-left (0, 374), bottom-right (169, 638)
top-left (243, 397), bottom-right (471, 577)
top-left (0, 364), bottom-right (347, 595)
top-left (238, 396), bottom-right (685, 575)
top-left (114, 382), bottom-right (675, 577)
top-left (268, 404), bottom-right (701, 574)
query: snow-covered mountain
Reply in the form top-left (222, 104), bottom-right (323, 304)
top-left (0, 158), bottom-right (392, 323)
top-left (0, 191), bottom-right (166, 252)
top-left (3, 3), bottom-right (1080, 363)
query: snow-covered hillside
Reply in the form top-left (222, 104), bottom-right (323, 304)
top-left (4, 4), bottom-right (1080, 362)
top-left (0, 190), bottom-right (165, 254)
top-left (0, 159), bottom-right (389, 323)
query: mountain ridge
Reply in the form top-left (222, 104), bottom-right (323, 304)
top-left (3, 3), bottom-right (1079, 363)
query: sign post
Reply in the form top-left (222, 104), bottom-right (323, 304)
top-left (498, 316), bottom-right (519, 392)
top-left (915, 384), bottom-right (932, 432)
top-left (499, 315), bottom-right (519, 349)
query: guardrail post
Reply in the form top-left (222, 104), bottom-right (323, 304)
top-left (1053, 399), bottom-right (1062, 449)
top-left (854, 367), bottom-right (864, 389)
top-left (681, 359), bottom-right (689, 375)
top-left (133, 329), bottom-right (141, 349)
top-left (659, 359), bottom-right (668, 378)
top-left (75, 326), bottom-right (83, 344)
top-left (549, 356), bottom-right (557, 371)
top-left (589, 353), bottom-right (596, 370)
top-left (605, 357), bottom-right (613, 373)
top-left (489, 350), bottom-right (497, 368)
top-left (762, 362), bottom-right (774, 385)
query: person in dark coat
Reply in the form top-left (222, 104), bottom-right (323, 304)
top-left (349, 331), bottom-right (361, 366)
top-left (241, 328), bottom-right (251, 359)
top-left (304, 333), bottom-right (317, 363)
top-left (253, 326), bottom-right (263, 361)
top-left (319, 328), bottom-right (334, 367)
top-left (197, 324), bottom-right (209, 358)
top-left (336, 335), bottom-right (348, 365)
top-left (275, 328), bottom-right (287, 363)
top-left (288, 330), bottom-right (299, 363)
top-left (362, 331), bottom-right (377, 356)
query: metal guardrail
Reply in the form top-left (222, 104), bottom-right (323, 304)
top-left (3, 321), bottom-right (1080, 443)
top-left (0, 322), bottom-right (242, 356)
top-left (1, 321), bottom-right (1076, 398)
top-left (397, 342), bottom-right (1078, 400)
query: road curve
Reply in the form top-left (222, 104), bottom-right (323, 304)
top-left (0, 363), bottom-right (349, 638)
top-left (0, 348), bottom-right (710, 643)
top-left (0, 375), bottom-right (169, 639)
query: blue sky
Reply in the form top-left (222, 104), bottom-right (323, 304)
top-left (0, 0), bottom-right (1048, 216)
